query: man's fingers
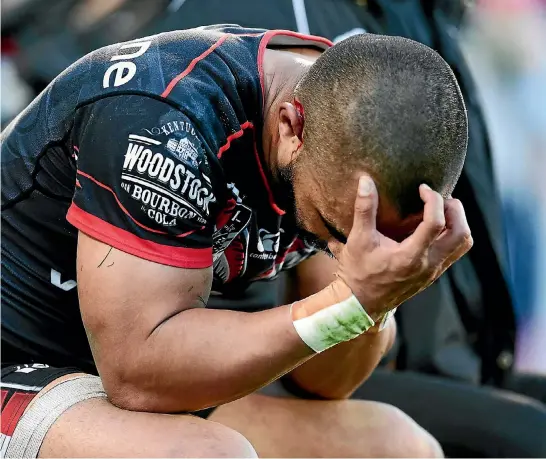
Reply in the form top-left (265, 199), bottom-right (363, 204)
top-left (430, 198), bottom-right (473, 263)
top-left (349, 175), bottom-right (379, 249)
top-left (401, 184), bottom-right (445, 255)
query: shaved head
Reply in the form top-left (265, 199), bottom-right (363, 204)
top-left (294, 34), bottom-right (468, 219)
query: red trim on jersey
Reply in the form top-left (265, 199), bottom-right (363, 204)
top-left (217, 121), bottom-right (285, 216)
top-left (76, 169), bottom-right (204, 238)
top-left (251, 135), bottom-right (285, 216)
top-left (217, 121), bottom-right (254, 158)
top-left (67, 204), bottom-right (212, 268)
top-left (252, 31), bottom-right (333, 216)
top-left (162, 34), bottom-right (230, 98)
top-left (1, 389), bottom-right (7, 407)
top-left (161, 31), bottom-right (262, 98)
top-left (1, 392), bottom-right (36, 436)
top-left (278, 238), bottom-right (306, 263)
top-left (257, 30), bottom-right (333, 108)
top-left (216, 198), bottom-right (237, 229)
top-left (76, 169), bottom-right (176, 236)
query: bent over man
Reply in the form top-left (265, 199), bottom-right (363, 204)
top-left (1, 25), bottom-right (471, 457)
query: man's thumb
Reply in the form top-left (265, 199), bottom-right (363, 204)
top-left (352, 175), bottom-right (378, 238)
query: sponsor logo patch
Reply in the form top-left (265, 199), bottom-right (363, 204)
top-left (250, 228), bottom-right (281, 260)
top-left (121, 133), bottom-right (215, 227)
top-left (103, 40), bottom-right (151, 88)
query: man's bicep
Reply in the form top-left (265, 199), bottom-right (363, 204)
top-left (77, 232), bottom-right (212, 370)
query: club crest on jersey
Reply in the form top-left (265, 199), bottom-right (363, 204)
top-left (213, 204), bottom-right (252, 260)
top-left (212, 183), bottom-right (252, 260)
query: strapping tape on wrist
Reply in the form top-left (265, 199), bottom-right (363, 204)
top-left (378, 307), bottom-right (397, 331)
top-left (291, 294), bottom-right (375, 353)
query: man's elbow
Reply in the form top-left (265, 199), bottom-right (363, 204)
top-left (108, 385), bottom-right (157, 412)
top-left (99, 366), bottom-right (164, 412)
top-left (100, 365), bottom-right (211, 413)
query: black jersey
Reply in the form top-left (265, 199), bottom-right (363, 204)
top-left (1, 25), bottom-right (332, 371)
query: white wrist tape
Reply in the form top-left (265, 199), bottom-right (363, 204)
top-left (378, 307), bottom-right (397, 331)
top-left (291, 295), bottom-right (375, 353)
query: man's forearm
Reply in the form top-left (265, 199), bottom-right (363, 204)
top-left (104, 304), bottom-right (315, 413)
top-left (286, 317), bottom-right (397, 399)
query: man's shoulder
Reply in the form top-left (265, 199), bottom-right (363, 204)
top-left (49, 26), bottom-right (264, 114)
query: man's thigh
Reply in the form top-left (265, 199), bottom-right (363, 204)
top-left (1, 363), bottom-right (439, 458)
top-left (210, 385), bottom-right (443, 458)
top-left (1, 364), bottom-right (256, 458)
top-left (40, 396), bottom-right (256, 458)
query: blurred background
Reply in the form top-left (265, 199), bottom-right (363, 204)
top-left (1, 0), bottom-right (545, 380)
top-left (2, 1), bottom-right (546, 455)
top-left (460, 0), bottom-right (546, 375)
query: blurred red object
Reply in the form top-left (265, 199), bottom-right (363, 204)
top-left (1, 36), bottom-right (18, 56)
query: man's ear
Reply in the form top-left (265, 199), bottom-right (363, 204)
top-left (277, 100), bottom-right (305, 168)
top-left (278, 101), bottom-right (304, 145)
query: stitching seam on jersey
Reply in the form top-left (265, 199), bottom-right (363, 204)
top-left (1, 130), bottom-right (73, 211)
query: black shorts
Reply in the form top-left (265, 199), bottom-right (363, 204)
top-left (1, 362), bottom-right (218, 436)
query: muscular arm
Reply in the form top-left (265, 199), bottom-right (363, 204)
top-left (79, 175), bottom-right (471, 412)
top-left (70, 95), bottom-right (316, 413)
top-left (78, 233), bottom-right (315, 413)
top-left (283, 252), bottom-right (396, 399)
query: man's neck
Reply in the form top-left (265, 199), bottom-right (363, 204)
top-left (261, 47), bottom-right (320, 188)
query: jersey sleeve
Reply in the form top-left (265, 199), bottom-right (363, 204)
top-left (67, 94), bottom-right (221, 268)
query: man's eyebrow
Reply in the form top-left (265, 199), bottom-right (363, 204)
top-left (319, 214), bottom-right (348, 244)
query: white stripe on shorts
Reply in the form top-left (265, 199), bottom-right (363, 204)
top-left (0, 382), bottom-right (44, 392)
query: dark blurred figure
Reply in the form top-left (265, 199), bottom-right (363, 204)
top-left (1, 0), bottom-right (167, 93)
top-left (2, 0), bottom-right (545, 456)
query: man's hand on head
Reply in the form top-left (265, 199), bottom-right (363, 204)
top-left (332, 175), bottom-right (473, 321)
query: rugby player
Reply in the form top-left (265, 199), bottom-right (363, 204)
top-left (1, 25), bottom-right (471, 457)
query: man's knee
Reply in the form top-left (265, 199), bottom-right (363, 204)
top-left (374, 403), bottom-right (443, 458)
top-left (169, 420), bottom-right (258, 458)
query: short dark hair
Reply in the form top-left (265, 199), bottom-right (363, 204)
top-left (295, 34), bottom-right (468, 218)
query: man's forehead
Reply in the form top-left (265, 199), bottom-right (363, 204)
top-left (317, 188), bottom-right (423, 242)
